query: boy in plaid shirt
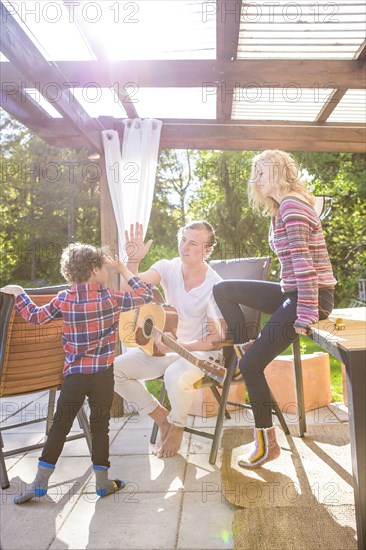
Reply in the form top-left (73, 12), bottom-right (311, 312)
top-left (1, 242), bottom-right (153, 503)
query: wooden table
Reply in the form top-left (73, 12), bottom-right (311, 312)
top-left (308, 307), bottom-right (366, 550)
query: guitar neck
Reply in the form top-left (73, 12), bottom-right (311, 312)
top-left (152, 327), bottom-right (199, 366)
top-left (148, 320), bottom-right (226, 384)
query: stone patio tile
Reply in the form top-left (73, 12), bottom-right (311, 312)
top-left (118, 413), bottom-right (154, 429)
top-left (1, 414), bottom-right (49, 431)
top-left (0, 391), bottom-right (50, 413)
top-left (1, 404), bottom-right (49, 428)
top-left (108, 453), bottom-right (187, 493)
top-left (50, 491), bottom-right (183, 550)
top-left (1, 456), bottom-right (92, 550)
top-left (327, 402), bottom-right (350, 422)
top-left (192, 409), bottom-right (255, 429)
top-left (305, 405), bottom-right (343, 425)
top-left (1, 431), bottom-right (46, 453)
top-left (184, 453), bottom-right (222, 491)
top-left (290, 424), bottom-right (354, 506)
top-left (109, 427), bottom-right (190, 457)
top-left (177, 491), bottom-right (235, 549)
top-left (121, 412), bottom-right (195, 430)
top-left (188, 429), bottom-right (216, 455)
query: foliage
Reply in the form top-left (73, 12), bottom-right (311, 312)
top-left (1, 109), bottom-right (365, 308)
top-left (0, 110), bottom-right (100, 287)
top-left (190, 150), bottom-right (269, 262)
top-left (294, 152), bottom-right (366, 305)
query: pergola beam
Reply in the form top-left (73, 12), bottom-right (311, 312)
top-left (0, 84), bottom-right (52, 128)
top-left (0, 2), bottom-right (104, 153)
top-left (216, 0), bottom-right (241, 121)
top-left (32, 118), bottom-right (365, 153)
top-left (0, 0), bottom-right (364, 154)
top-left (315, 88), bottom-right (347, 123)
top-left (44, 135), bottom-right (365, 154)
top-left (1, 59), bottom-right (364, 90)
top-left (355, 39), bottom-right (366, 60)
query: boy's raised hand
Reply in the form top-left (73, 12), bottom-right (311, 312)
top-left (104, 254), bottom-right (124, 271)
top-left (1, 285), bottom-right (25, 296)
top-left (104, 255), bottom-right (135, 282)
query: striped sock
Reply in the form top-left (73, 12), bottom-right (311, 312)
top-left (238, 427), bottom-right (281, 469)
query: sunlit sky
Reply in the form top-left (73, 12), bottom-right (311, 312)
top-left (1, 0), bottom-right (365, 122)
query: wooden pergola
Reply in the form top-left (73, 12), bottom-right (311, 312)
top-left (1, 0), bottom-right (365, 260)
top-left (1, 1), bottom-right (365, 155)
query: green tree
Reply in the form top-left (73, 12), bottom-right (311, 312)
top-left (190, 150), bottom-right (270, 265)
top-left (2, 108), bottom-right (364, 307)
top-left (294, 152), bottom-right (366, 305)
top-left (0, 111), bottom-right (100, 286)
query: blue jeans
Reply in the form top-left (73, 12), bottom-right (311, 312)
top-left (213, 281), bottom-right (334, 428)
top-left (41, 365), bottom-right (114, 467)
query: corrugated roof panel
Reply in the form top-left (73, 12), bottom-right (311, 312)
top-left (134, 88), bottom-right (216, 119)
top-left (237, 1), bottom-right (366, 59)
top-left (71, 88), bottom-right (128, 118)
top-left (327, 90), bottom-right (366, 122)
top-left (232, 87), bottom-right (335, 121)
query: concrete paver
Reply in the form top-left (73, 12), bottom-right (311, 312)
top-left (0, 396), bottom-right (355, 550)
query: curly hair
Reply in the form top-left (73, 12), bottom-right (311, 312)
top-left (248, 150), bottom-right (315, 217)
top-left (60, 243), bottom-right (108, 284)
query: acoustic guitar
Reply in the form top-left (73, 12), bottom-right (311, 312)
top-left (119, 302), bottom-right (226, 384)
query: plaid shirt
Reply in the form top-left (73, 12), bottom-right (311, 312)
top-left (15, 277), bottom-right (153, 376)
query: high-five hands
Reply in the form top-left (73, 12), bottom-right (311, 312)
top-left (124, 223), bottom-right (153, 264)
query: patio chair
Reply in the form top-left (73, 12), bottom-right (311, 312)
top-left (150, 257), bottom-right (306, 464)
top-left (0, 286), bottom-right (92, 490)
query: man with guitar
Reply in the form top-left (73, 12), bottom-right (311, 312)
top-left (115, 221), bottom-right (226, 458)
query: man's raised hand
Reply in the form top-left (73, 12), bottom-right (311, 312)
top-left (124, 223), bottom-right (153, 264)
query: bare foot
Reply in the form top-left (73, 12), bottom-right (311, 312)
top-left (149, 404), bottom-right (171, 456)
top-left (156, 425), bottom-right (184, 458)
top-left (152, 420), bottom-right (171, 455)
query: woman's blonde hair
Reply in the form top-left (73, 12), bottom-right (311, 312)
top-left (248, 150), bottom-right (315, 216)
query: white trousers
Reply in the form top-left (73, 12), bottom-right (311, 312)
top-left (114, 348), bottom-right (220, 427)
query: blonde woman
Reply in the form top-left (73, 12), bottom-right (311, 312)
top-left (213, 150), bottom-right (336, 468)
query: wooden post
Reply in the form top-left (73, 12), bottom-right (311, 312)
top-left (98, 156), bottom-right (119, 288)
top-left (98, 156), bottom-right (124, 417)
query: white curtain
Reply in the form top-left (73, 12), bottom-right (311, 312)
top-left (102, 119), bottom-right (162, 258)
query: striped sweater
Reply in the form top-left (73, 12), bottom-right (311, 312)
top-left (269, 196), bottom-right (336, 328)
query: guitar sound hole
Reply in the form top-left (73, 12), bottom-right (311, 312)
top-left (143, 318), bottom-right (153, 338)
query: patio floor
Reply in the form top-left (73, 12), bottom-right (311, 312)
top-left (0, 391), bottom-right (357, 550)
